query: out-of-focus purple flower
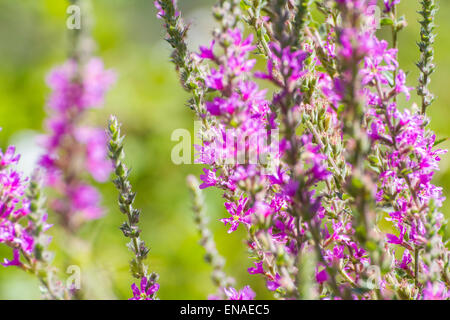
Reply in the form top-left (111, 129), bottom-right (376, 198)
top-left (40, 57), bottom-right (114, 225)
top-left (46, 58), bottom-right (115, 112)
top-left (70, 184), bottom-right (103, 220)
top-left (256, 43), bottom-right (308, 89)
top-left (398, 250), bottom-right (412, 270)
top-left (266, 273), bottom-right (282, 291)
top-left (0, 146), bottom-right (20, 167)
top-left (282, 179), bottom-right (299, 198)
top-left (383, 0), bottom-right (400, 12)
top-left (0, 143), bottom-right (53, 273)
top-left (198, 40), bottom-right (215, 60)
top-left (394, 70), bottom-right (412, 100)
top-left (205, 66), bottom-right (225, 91)
top-left (154, 0), bottom-right (179, 20)
top-left (338, 29), bottom-right (375, 60)
top-left (220, 197), bottom-right (252, 233)
top-left (386, 225), bottom-right (405, 245)
top-left (315, 266), bottom-right (329, 284)
top-left (221, 196), bottom-right (253, 233)
top-left (75, 127), bottom-right (113, 182)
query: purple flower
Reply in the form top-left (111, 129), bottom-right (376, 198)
top-left (154, 1), bottom-right (165, 19)
top-left (0, 143), bottom-right (53, 275)
top-left (0, 220), bottom-right (15, 244)
top-left (46, 58), bottom-right (115, 112)
top-left (361, 38), bottom-right (397, 86)
top-left (205, 66), bottom-right (225, 91)
top-left (256, 43), bottom-right (307, 88)
top-left (74, 127), bottom-right (113, 182)
top-left (386, 225), bottom-right (405, 245)
top-left (315, 266), bottom-right (329, 284)
top-left (422, 282), bottom-right (449, 300)
top-left (266, 273), bottom-right (282, 291)
top-left (198, 40), bottom-right (215, 60)
top-left (199, 168), bottom-right (218, 189)
top-left (224, 285), bottom-right (255, 300)
top-left (155, 0), bottom-right (449, 301)
top-left (70, 184), bottom-right (104, 220)
top-left (154, 0), bottom-right (179, 19)
top-left (40, 57), bottom-right (114, 226)
top-left (398, 250), bottom-right (412, 270)
top-left (1, 249), bottom-right (21, 267)
top-left (247, 261), bottom-right (264, 275)
top-left (206, 96), bottom-right (236, 116)
top-left (394, 70), bottom-right (412, 100)
top-left (383, 0), bottom-right (400, 12)
top-left (220, 196), bottom-right (253, 233)
top-left (0, 146), bottom-right (20, 167)
top-left (130, 277), bottom-right (160, 300)
top-left (282, 179), bottom-right (299, 198)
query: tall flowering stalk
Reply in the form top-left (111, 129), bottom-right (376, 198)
top-left (157, 0), bottom-right (449, 300)
top-left (107, 116), bottom-right (159, 300)
top-left (39, 0), bottom-right (115, 231)
top-left (0, 143), bottom-right (69, 299)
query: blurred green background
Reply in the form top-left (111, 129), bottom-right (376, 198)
top-left (0, 0), bottom-right (448, 299)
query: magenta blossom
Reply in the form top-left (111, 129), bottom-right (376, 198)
top-left (383, 0), bottom-right (400, 12)
top-left (220, 196), bottom-right (253, 233)
top-left (1, 249), bottom-right (21, 267)
top-left (199, 168), bottom-right (218, 189)
top-left (130, 277), bottom-right (160, 300)
top-left (224, 286), bottom-right (256, 300)
top-left (154, 0), bottom-right (179, 20)
top-left (198, 40), bottom-right (216, 60)
top-left (266, 273), bottom-right (282, 291)
top-left (0, 146), bottom-right (20, 167)
top-left (422, 282), bottom-right (449, 300)
top-left (315, 266), bottom-right (329, 284)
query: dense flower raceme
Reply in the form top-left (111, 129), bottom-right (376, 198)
top-left (157, 0), bottom-right (449, 300)
top-left (224, 286), bottom-right (256, 300)
top-left (39, 58), bottom-right (115, 230)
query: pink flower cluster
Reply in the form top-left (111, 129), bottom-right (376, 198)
top-left (39, 58), bottom-right (115, 227)
top-left (0, 145), bottom-right (51, 268)
top-left (130, 277), bottom-right (160, 300)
